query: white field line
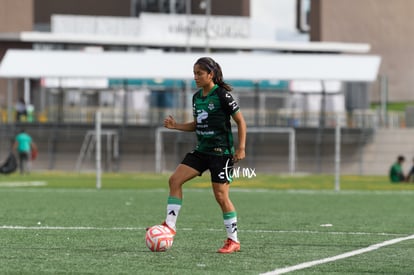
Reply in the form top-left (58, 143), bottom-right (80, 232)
top-left (261, 234), bottom-right (414, 275)
top-left (0, 181), bottom-right (47, 187)
top-left (0, 225), bottom-right (405, 237)
top-left (0, 225), bottom-right (144, 231)
top-left (240, 229), bottom-right (403, 237)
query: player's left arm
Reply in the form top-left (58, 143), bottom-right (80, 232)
top-left (232, 111), bottom-right (246, 162)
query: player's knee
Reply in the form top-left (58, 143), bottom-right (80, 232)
top-left (168, 175), bottom-right (182, 189)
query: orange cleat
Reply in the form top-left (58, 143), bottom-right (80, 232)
top-left (217, 238), bottom-right (240, 254)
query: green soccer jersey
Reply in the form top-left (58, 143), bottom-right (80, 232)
top-left (192, 85), bottom-right (240, 156)
top-left (389, 163), bottom-right (404, 182)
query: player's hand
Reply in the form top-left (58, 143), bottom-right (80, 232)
top-left (164, 115), bottom-right (176, 129)
top-left (233, 148), bottom-right (245, 163)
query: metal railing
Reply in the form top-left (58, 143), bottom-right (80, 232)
top-left (0, 106), bottom-right (407, 129)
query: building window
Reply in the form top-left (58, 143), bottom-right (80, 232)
top-left (134, 0), bottom-right (187, 16)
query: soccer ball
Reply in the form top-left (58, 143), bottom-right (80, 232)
top-left (145, 225), bottom-right (174, 252)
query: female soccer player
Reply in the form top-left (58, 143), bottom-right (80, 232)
top-left (159, 57), bottom-right (247, 253)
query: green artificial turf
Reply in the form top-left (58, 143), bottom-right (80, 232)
top-left (0, 172), bottom-right (413, 274)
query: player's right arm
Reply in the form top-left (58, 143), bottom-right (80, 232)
top-left (164, 115), bottom-right (196, 132)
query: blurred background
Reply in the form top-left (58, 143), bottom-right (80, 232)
top-left (0, 0), bottom-right (413, 175)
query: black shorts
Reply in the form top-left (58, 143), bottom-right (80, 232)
top-left (181, 150), bottom-right (234, 183)
top-left (19, 152), bottom-right (29, 161)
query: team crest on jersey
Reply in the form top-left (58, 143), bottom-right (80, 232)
top-left (208, 102), bottom-right (215, 110)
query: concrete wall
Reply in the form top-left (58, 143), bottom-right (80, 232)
top-left (2, 124), bottom-right (396, 176)
top-left (34, 0), bottom-right (131, 24)
top-left (311, 0), bottom-right (414, 102)
top-left (0, 0), bottom-right (33, 112)
top-left (0, 0), bottom-right (33, 32)
top-left (361, 128), bottom-right (414, 175)
top-left (33, 0), bottom-right (250, 26)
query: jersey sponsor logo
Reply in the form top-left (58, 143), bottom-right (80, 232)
top-left (196, 130), bottom-right (214, 135)
top-left (196, 109), bottom-right (208, 123)
top-left (228, 100), bottom-right (238, 111)
top-left (225, 92), bottom-right (239, 110)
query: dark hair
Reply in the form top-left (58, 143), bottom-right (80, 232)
top-left (398, 155), bottom-right (405, 162)
top-left (194, 57), bottom-right (232, 91)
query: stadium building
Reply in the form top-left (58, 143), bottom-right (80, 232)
top-left (0, 0), bottom-right (413, 175)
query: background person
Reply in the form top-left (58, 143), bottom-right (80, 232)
top-left (15, 97), bottom-right (27, 122)
top-left (151, 57), bottom-right (247, 254)
top-left (13, 129), bottom-right (37, 174)
top-left (389, 155), bottom-right (405, 183)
